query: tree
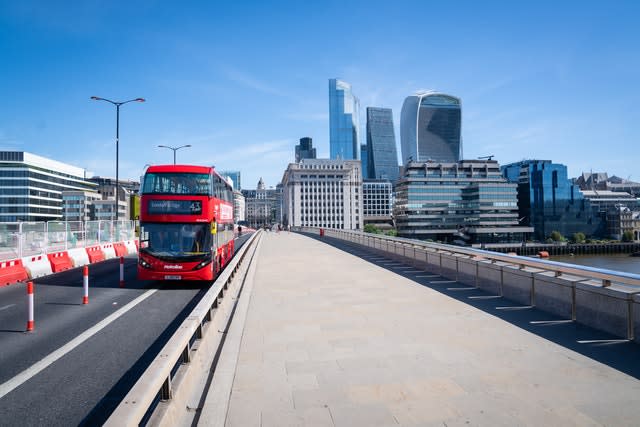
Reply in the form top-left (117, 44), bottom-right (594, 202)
top-left (384, 229), bottom-right (398, 237)
top-left (622, 230), bottom-right (635, 242)
top-left (364, 224), bottom-right (380, 234)
top-left (549, 230), bottom-right (564, 242)
top-left (572, 232), bottom-right (586, 244)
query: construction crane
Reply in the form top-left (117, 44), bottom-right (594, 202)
top-left (478, 155), bottom-right (494, 161)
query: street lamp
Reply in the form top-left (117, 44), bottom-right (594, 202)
top-left (90, 96), bottom-right (145, 221)
top-left (157, 144), bottom-right (191, 164)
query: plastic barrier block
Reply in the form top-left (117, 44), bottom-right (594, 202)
top-left (47, 251), bottom-right (73, 273)
top-left (67, 247), bottom-right (90, 267)
top-left (124, 240), bottom-right (138, 254)
top-left (0, 258), bottom-right (29, 286)
top-left (86, 246), bottom-right (106, 264)
top-left (22, 254), bottom-right (53, 279)
top-left (101, 243), bottom-right (117, 260)
top-left (113, 242), bottom-right (127, 257)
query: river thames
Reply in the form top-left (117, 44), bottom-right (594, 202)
top-left (551, 253), bottom-right (640, 275)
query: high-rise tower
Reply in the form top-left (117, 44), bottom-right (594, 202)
top-left (295, 137), bottom-right (317, 162)
top-left (400, 91), bottom-right (461, 164)
top-left (366, 107), bottom-right (399, 182)
top-left (329, 78), bottom-right (360, 160)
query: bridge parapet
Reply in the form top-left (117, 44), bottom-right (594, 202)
top-left (305, 227), bottom-right (640, 343)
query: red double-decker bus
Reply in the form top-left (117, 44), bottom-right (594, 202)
top-left (137, 164), bottom-right (234, 281)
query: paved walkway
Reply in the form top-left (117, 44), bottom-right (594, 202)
top-left (221, 232), bottom-right (640, 426)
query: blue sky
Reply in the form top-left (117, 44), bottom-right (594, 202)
top-left (1, 1), bottom-right (638, 189)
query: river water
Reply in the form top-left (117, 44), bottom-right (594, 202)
top-left (551, 254), bottom-right (640, 275)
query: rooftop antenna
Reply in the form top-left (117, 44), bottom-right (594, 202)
top-left (478, 155), bottom-right (494, 161)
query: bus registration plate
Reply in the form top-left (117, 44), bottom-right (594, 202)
top-left (165, 275), bottom-right (182, 280)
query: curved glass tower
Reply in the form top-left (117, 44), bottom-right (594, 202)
top-left (329, 79), bottom-right (360, 160)
top-left (400, 91), bottom-right (461, 164)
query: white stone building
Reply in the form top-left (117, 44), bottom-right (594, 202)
top-left (282, 159), bottom-right (363, 230)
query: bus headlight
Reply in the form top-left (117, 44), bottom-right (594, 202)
top-left (193, 258), bottom-right (212, 270)
top-left (138, 258), bottom-right (152, 269)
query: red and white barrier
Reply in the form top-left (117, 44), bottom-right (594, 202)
top-left (26, 281), bottom-right (34, 332)
top-left (124, 240), bottom-right (138, 254)
top-left (113, 242), bottom-right (127, 257)
top-left (86, 246), bottom-right (106, 264)
top-left (68, 247), bottom-right (90, 268)
top-left (101, 243), bottom-right (117, 260)
top-left (119, 256), bottom-right (124, 288)
top-left (47, 251), bottom-right (73, 273)
top-left (22, 254), bottom-right (53, 279)
top-left (83, 266), bottom-right (89, 305)
top-left (0, 259), bottom-right (29, 286)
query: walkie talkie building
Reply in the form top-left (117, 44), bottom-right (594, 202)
top-left (400, 91), bottom-right (461, 164)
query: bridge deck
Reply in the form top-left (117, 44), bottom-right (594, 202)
top-left (206, 232), bottom-right (640, 426)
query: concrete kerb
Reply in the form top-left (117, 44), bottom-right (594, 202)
top-left (575, 281), bottom-right (639, 340)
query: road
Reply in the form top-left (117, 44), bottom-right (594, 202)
top-left (0, 234), bottom-right (251, 426)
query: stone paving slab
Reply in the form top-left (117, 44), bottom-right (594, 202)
top-left (220, 232), bottom-right (640, 426)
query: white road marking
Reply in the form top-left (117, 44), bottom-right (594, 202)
top-left (0, 289), bottom-right (157, 399)
top-left (0, 304), bottom-right (16, 312)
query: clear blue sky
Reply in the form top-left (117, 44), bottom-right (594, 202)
top-left (1, 1), bottom-right (638, 189)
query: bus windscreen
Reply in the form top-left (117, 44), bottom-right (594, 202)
top-left (140, 223), bottom-right (211, 260)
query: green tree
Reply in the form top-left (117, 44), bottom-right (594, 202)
top-left (622, 230), bottom-right (634, 242)
top-left (384, 229), bottom-right (398, 237)
top-left (549, 230), bottom-right (564, 242)
top-left (572, 232), bottom-right (586, 244)
top-left (364, 224), bottom-right (380, 234)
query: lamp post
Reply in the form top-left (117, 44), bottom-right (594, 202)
top-left (157, 144), bottom-right (191, 164)
top-left (90, 96), bottom-right (145, 221)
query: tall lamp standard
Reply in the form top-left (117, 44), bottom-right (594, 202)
top-left (90, 96), bottom-right (145, 221)
top-left (157, 144), bottom-right (191, 164)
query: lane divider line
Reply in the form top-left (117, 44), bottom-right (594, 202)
top-left (0, 289), bottom-right (157, 400)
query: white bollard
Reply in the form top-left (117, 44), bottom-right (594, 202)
top-left (26, 281), bottom-right (34, 332)
top-left (83, 265), bottom-right (89, 304)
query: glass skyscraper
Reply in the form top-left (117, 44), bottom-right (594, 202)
top-left (400, 91), bottom-right (461, 165)
top-left (366, 107), bottom-right (399, 182)
top-left (329, 78), bottom-right (360, 160)
top-left (501, 160), bottom-right (598, 240)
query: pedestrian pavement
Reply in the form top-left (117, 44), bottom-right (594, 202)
top-left (214, 231), bottom-right (640, 426)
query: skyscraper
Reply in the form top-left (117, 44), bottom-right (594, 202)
top-left (295, 137), bottom-right (317, 162)
top-left (219, 170), bottom-right (242, 190)
top-left (400, 91), bottom-right (461, 165)
top-left (329, 78), bottom-right (360, 160)
top-left (366, 107), bottom-right (399, 182)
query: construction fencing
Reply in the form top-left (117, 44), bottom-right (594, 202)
top-left (0, 221), bottom-right (136, 261)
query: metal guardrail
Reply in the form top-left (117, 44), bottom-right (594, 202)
top-left (305, 228), bottom-right (640, 289)
top-left (104, 230), bottom-right (262, 426)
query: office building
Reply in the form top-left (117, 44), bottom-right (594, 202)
top-left (242, 178), bottom-right (281, 228)
top-left (366, 107), bottom-right (399, 182)
top-left (295, 137), bottom-right (317, 163)
top-left (219, 170), bottom-right (242, 190)
top-left (282, 159), bottom-right (363, 230)
top-left (395, 160), bottom-right (532, 244)
top-left (363, 180), bottom-right (393, 229)
top-left (502, 160), bottom-right (599, 240)
top-left (0, 151), bottom-right (97, 222)
top-left (400, 91), bottom-right (461, 165)
top-left (233, 190), bottom-right (246, 223)
top-left (62, 190), bottom-right (101, 221)
top-left (329, 78), bottom-right (360, 160)
top-left (361, 144), bottom-right (369, 179)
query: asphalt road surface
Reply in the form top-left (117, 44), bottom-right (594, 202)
top-left (0, 233), bottom-right (252, 426)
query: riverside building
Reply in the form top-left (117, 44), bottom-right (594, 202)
top-left (362, 180), bottom-right (394, 229)
top-left (0, 151), bottom-right (97, 222)
top-left (400, 91), bottom-right (461, 165)
top-left (329, 79), bottom-right (360, 160)
top-left (282, 159), bottom-right (363, 230)
top-left (395, 160), bottom-right (532, 245)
